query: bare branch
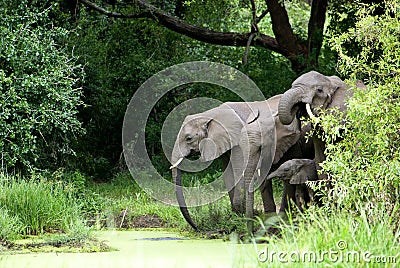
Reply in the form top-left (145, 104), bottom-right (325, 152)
top-left (242, 33), bottom-right (256, 64)
top-left (250, 0), bottom-right (257, 27)
top-left (78, 0), bottom-right (283, 54)
top-left (256, 8), bottom-right (270, 23)
top-left (78, 0), bottom-right (149, 18)
top-left (242, 0), bottom-right (259, 64)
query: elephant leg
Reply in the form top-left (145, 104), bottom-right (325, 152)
top-left (243, 149), bottom-right (259, 234)
top-left (294, 185), bottom-right (311, 212)
top-left (223, 161), bottom-right (245, 213)
top-left (231, 178), bottom-right (245, 213)
top-left (259, 179), bottom-right (276, 213)
top-left (226, 146), bottom-right (247, 213)
top-left (313, 136), bottom-right (327, 180)
top-left (279, 181), bottom-right (296, 213)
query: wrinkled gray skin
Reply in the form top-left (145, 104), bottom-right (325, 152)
top-left (171, 95), bottom-right (312, 233)
top-left (278, 71), bottom-right (352, 172)
top-left (267, 159), bottom-right (318, 211)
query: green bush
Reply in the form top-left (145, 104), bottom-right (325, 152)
top-left (0, 174), bottom-right (85, 236)
top-left (0, 207), bottom-right (23, 241)
top-left (321, 1), bottom-right (400, 213)
top-left (0, 1), bottom-right (84, 172)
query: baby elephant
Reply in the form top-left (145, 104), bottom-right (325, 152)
top-left (267, 159), bottom-right (319, 212)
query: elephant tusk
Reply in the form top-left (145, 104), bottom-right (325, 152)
top-left (306, 103), bottom-right (317, 120)
top-left (257, 169), bottom-right (261, 177)
top-left (169, 158), bottom-right (184, 169)
top-left (272, 110), bottom-right (278, 117)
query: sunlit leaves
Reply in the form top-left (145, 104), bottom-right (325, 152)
top-left (322, 0), bottom-right (400, 212)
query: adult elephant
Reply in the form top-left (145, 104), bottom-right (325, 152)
top-left (278, 71), bottom-right (352, 166)
top-left (170, 95), bottom-right (313, 233)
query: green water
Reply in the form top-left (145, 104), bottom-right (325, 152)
top-left (0, 230), bottom-right (260, 268)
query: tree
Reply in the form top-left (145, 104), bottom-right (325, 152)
top-left (77, 0), bottom-right (327, 73)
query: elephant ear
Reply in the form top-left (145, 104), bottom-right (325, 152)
top-left (328, 76), bottom-right (353, 113)
top-left (199, 138), bottom-right (218, 161)
top-left (289, 159), bottom-right (318, 184)
top-left (289, 173), bottom-right (309, 184)
top-left (199, 107), bottom-right (244, 162)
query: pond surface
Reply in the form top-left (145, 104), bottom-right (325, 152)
top-left (0, 230), bottom-right (260, 268)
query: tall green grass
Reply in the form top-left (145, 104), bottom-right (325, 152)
top-left (237, 206), bottom-right (400, 267)
top-left (0, 174), bottom-right (86, 238)
top-left (0, 207), bottom-right (23, 240)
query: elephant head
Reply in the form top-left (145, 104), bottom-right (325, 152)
top-left (171, 106), bottom-right (244, 165)
top-left (278, 71), bottom-right (349, 125)
top-left (170, 106), bottom-right (245, 230)
top-left (267, 159), bottom-right (318, 211)
top-left (267, 159), bottom-right (317, 184)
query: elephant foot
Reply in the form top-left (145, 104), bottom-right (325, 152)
top-left (231, 202), bottom-right (246, 214)
top-left (253, 225), bottom-right (283, 243)
top-left (263, 204), bottom-right (277, 214)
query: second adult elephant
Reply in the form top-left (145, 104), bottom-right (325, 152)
top-left (278, 71), bottom-right (352, 166)
top-left (170, 95), bottom-right (309, 233)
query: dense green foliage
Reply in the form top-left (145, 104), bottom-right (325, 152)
top-left (0, 1), bottom-right (84, 172)
top-left (321, 1), bottom-right (400, 212)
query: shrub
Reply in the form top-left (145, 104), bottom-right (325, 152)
top-left (0, 1), bottom-right (84, 173)
top-left (321, 1), bottom-right (400, 213)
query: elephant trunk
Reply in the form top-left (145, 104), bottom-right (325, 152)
top-left (278, 87), bottom-right (305, 125)
top-left (266, 169), bottom-right (282, 181)
top-left (171, 144), bottom-right (198, 230)
top-left (172, 167), bottom-right (198, 230)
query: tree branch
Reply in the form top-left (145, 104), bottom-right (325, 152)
top-left (256, 8), bottom-right (270, 23)
top-left (242, 33), bottom-right (256, 64)
top-left (265, 0), bottom-right (308, 72)
top-left (78, 0), bottom-right (149, 18)
top-left (250, 0), bottom-right (258, 31)
top-left (78, 0), bottom-right (283, 55)
top-left (242, 0), bottom-right (259, 64)
top-left (265, 0), bottom-right (305, 58)
top-left (307, 0), bottom-right (328, 66)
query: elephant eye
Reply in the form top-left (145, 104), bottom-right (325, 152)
top-left (317, 87), bottom-right (323, 93)
top-left (185, 135), bottom-right (193, 142)
top-left (284, 168), bottom-right (290, 172)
